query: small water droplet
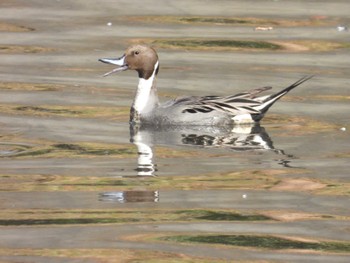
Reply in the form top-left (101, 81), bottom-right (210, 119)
top-left (337, 25), bottom-right (347, 32)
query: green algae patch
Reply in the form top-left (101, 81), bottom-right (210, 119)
top-left (260, 211), bottom-right (339, 222)
top-left (129, 16), bottom-right (279, 26)
top-left (0, 45), bottom-right (55, 53)
top-left (315, 181), bottom-right (350, 196)
top-left (0, 169), bottom-right (296, 192)
top-left (0, 82), bottom-right (60, 91)
top-left (0, 141), bottom-right (136, 159)
top-left (0, 22), bottom-right (35, 32)
top-left (102, 169), bottom-right (287, 191)
top-left (3, 170), bottom-right (347, 196)
top-left (128, 15), bottom-right (338, 27)
top-left (179, 17), bottom-right (276, 25)
top-left (0, 217), bottom-right (140, 226)
top-left (0, 248), bottom-right (218, 263)
top-left (331, 152), bottom-right (350, 159)
top-left (312, 95), bottom-right (350, 102)
top-left (161, 234), bottom-right (350, 253)
top-left (16, 106), bottom-right (82, 115)
top-left (264, 114), bottom-right (338, 135)
top-left (0, 142), bottom-right (33, 157)
top-left (53, 143), bottom-right (136, 156)
top-left (0, 82), bottom-right (131, 95)
top-left (12, 148), bottom-right (54, 158)
top-left (153, 39), bottom-right (282, 51)
top-left (0, 208), bottom-right (272, 226)
top-left (0, 103), bottom-right (129, 120)
top-left (270, 177), bottom-right (350, 196)
top-left (272, 40), bottom-right (350, 52)
top-left (270, 178), bottom-right (326, 192)
top-left (132, 38), bottom-right (349, 52)
top-left (175, 210), bottom-right (270, 221)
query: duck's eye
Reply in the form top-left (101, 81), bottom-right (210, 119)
top-left (134, 51), bottom-right (140, 55)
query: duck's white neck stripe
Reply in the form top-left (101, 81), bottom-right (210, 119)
top-left (133, 61), bottom-right (159, 113)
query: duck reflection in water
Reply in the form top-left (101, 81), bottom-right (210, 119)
top-left (99, 190), bottom-right (159, 203)
top-left (100, 124), bottom-right (294, 203)
top-left (130, 123), bottom-right (295, 177)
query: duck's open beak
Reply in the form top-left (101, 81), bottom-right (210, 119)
top-left (98, 55), bottom-right (128, 77)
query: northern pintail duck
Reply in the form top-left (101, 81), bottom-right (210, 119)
top-left (99, 45), bottom-right (312, 126)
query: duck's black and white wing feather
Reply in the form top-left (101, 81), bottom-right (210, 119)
top-left (178, 76), bottom-right (312, 117)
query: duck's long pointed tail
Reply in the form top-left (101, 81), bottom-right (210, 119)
top-left (257, 75), bottom-right (313, 114)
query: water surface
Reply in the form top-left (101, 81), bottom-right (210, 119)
top-left (0, 0), bottom-right (350, 262)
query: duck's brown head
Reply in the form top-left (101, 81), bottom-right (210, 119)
top-left (99, 45), bottom-right (159, 79)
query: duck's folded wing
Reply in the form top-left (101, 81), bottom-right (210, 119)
top-left (169, 85), bottom-right (272, 115)
top-left (181, 96), bottom-right (262, 114)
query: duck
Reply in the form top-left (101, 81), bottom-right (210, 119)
top-left (99, 45), bottom-right (312, 126)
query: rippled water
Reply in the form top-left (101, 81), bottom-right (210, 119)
top-left (0, 0), bottom-right (350, 262)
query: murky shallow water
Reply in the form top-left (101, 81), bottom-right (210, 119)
top-left (1, 0), bottom-right (350, 262)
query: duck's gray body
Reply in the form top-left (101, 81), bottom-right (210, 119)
top-left (142, 102), bottom-right (234, 126)
top-left (99, 45), bottom-right (312, 126)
